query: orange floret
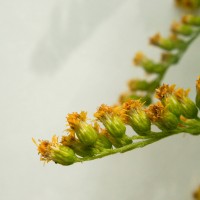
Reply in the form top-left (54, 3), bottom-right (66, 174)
top-left (155, 84), bottom-right (176, 100)
top-left (133, 52), bottom-right (145, 66)
top-left (146, 102), bottom-right (165, 122)
top-left (149, 33), bottom-right (161, 45)
top-left (66, 111), bottom-right (87, 130)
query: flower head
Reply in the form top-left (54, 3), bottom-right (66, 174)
top-left (122, 100), bottom-right (151, 135)
top-left (146, 102), bottom-right (179, 130)
top-left (174, 88), bottom-right (198, 118)
top-left (32, 136), bottom-right (77, 165)
top-left (94, 104), bottom-right (126, 138)
top-left (66, 112), bottom-right (98, 146)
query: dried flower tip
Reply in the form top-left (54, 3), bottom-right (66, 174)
top-left (155, 84), bottom-right (176, 100)
top-left (94, 104), bottom-right (118, 120)
top-left (174, 88), bottom-right (190, 100)
top-left (66, 111), bottom-right (87, 130)
top-left (61, 130), bottom-right (76, 146)
top-left (146, 102), bottom-right (165, 122)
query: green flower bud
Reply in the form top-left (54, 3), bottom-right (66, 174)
top-left (34, 136), bottom-right (78, 165)
top-left (171, 22), bottom-right (193, 36)
top-left (161, 53), bottom-right (179, 64)
top-left (180, 97), bottom-right (198, 118)
top-left (95, 134), bottom-right (112, 150)
top-left (175, 88), bottom-right (198, 118)
top-left (122, 100), bottom-right (151, 136)
top-left (158, 111), bottom-right (180, 130)
top-left (133, 52), bottom-right (165, 74)
top-left (150, 33), bottom-right (186, 51)
top-left (61, 134), bottom-right (97, 157)
top-left (156, 84), bottom-right (182, 117)
top-left (94, 104), bottom-right (126, 138)
top-left (146, 102), bottom-right (179, 131)
top-left (66, 111), bottom-right (98, 146)
top-left (129, 111), bottom-right (151, 135)
top-left (75, 122), bottom-right (98, 146)
top-left (128, 79), bottom-right (150, 91)
top-left (103, 116), bottom-right (126, 138)
top-left (182, 15), bottom-right (200, 26)
top-left (164, 95), bottom-right (183, 117)
top-left (51, 145), bottom-right (77, 166)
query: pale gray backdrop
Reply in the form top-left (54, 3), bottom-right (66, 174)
top-left (0, 0), bottom-right (200, 199)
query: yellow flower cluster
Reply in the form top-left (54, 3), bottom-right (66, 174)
top-left (34, 79), bottom-right (200, 165)
top-left (121, 14), bottom-right (200, 106)
top-left (175, 0), bottom-right (200, 8)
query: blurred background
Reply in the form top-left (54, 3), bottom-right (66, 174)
top-left (0, 0), bottom-right (200, 199)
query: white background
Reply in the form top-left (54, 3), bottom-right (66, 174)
top-left (0, 0), bottom-right (200, 199)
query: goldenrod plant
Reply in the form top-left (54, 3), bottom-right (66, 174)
top-left (120, 14), bottom-right (200, 105)
top-left (175, 0), bottom-right (200, 8)
top-left (33, 14), bottom-right (200, 166)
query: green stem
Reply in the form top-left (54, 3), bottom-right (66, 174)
top-left (76, 131), bottom-right (181, 163)
top-left (76, 121), bottom-right (200, 163)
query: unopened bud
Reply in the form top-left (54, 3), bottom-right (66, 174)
top-left (150, 33), bottom-right (186, 51)
top-left (133, 52), bottom-right (165, 74)
top-left (128, 79), bottom-right (150, 91)
top-left (51, 145), bottom-right (77, 166)
top-left (75, 122), bottom-right (98, 146)
top-left (95, 134), bottom-right (112, 150)
top-left (104, 116), bottom-right (126, 138)
top-left (182, 15), bottom-right (200, 26)
top-left (171, 22), bottom-right (193, 36)
top-left (161, 53), bottom-right (179, 64)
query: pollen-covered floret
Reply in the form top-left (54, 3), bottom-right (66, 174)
top-left (155, 84), bottom-right (176, 100)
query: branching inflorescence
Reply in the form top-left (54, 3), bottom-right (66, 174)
top-left (175, 0), bottom-right (200, 9)
top-left (120, 14), bottom-right (200, 105)
top-left (33, 77), bottom-right (200, 166)
top-left (33, 14), bottom-right (200, 166)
